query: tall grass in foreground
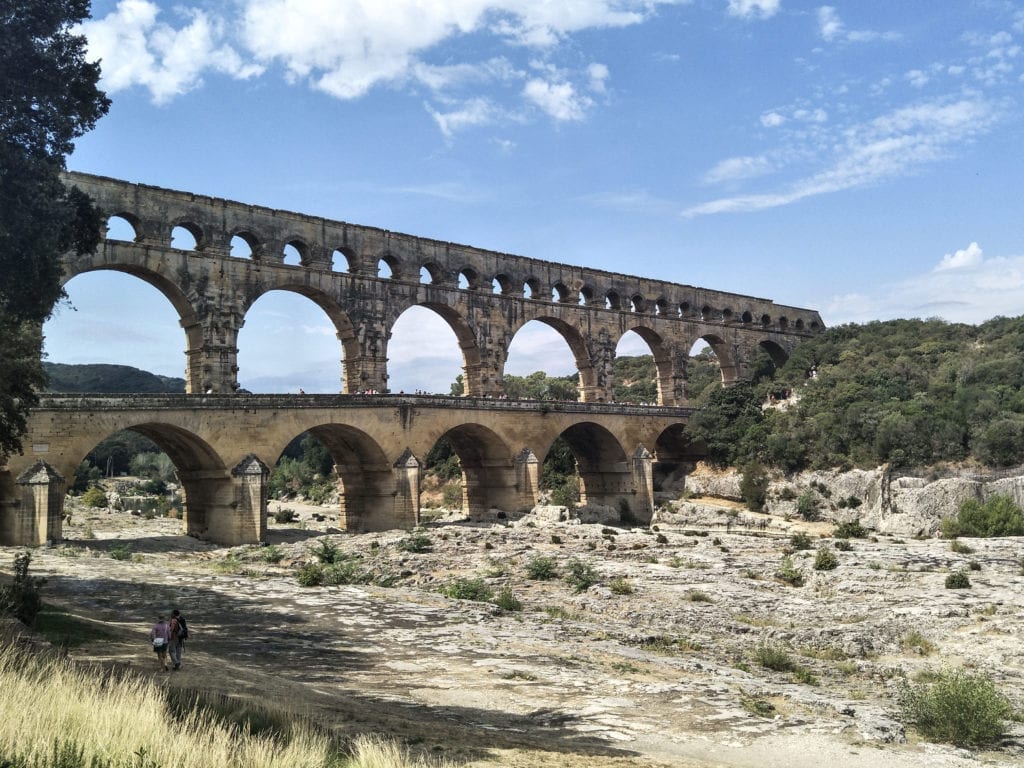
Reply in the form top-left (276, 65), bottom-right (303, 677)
top-left (0, 643), bottom-right (449, 768)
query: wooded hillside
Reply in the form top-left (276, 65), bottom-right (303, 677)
top-left (689, 316), bottom-right (1024, 470)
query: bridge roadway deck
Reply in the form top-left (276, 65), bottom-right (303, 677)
top-left (3, 395), bottom-right (699, 546)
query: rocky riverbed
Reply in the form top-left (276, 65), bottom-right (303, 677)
top-left (5, 496), bottom-right (1024, 767)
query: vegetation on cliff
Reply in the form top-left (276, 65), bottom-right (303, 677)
top-left (690, 316), bottom-right (1024, 470)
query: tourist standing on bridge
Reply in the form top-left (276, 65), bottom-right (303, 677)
top-left (149, 615), bottom-right (171, 671)
top-left (168, 609), bottom-right (187, 670)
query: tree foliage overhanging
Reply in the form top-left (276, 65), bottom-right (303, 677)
top-left (0, 0), bottom-right (109, 459)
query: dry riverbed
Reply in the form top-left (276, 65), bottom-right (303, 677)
top-left (5, 500), bottom-right (1024, 767)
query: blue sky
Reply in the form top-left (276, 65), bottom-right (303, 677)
top-left (44, 0), bottom-right (1024, 393)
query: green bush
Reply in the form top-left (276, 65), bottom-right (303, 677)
top-left (525, 555), bottom-right (559, 581)
top-left (814, 546), bottom-right (839, 571)
top-left (439, 578), bottom-right (493, 602)
top-left (949, 540), bottom-right (974, 554)
top-left (834, 539), bottom-right (853, 551)
top-left (755, 642), bottom-right (795, 672)
top-left (310, 539), bottom-right (340, 564)
top-left (898, 668), bottom-right (1011, 746)
top-left (272, 507), bottom-right (298, 524)
top-left (260, 545), bottom-right (284, 564)
top-left (80, 486), bottom-right (108, 508)
top-left (441, 481), bottom-right (463, 509)
top-left (796, 491), bottom-right (820, 521)
top-left (775, 555), bottom-right (804, 586)
top-left (942, 495), bottom-right (1024, 538)
top-left (564, 559), bottom-right (600, 592)
top-left (396, 531), bottom-right (432, 553)
top-left (609, 577), bottom-right (634, 595)
top-left (492, 587), bottom-right (523, 611)
top-left (108, 544), bottom-right (132, 561)
top-left (549, 478), bottom-right (580, 508)
top-left (789, 532), bottom-right (813, 550)
top-left (739, 462), bottom-right (769, 512)
top-left (945, 571), bottom-right (971, 589)
top-left (834, 520), bottom-right (868, 539)
top-left (0, 552), bottom-right (45, 626)
top-left (295, 563), bottom-right (324, 587)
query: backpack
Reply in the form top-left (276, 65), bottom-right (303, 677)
top-left (176, 616), bottom-right (189, 641)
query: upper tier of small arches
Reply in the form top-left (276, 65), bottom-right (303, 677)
top-left (71, 171), bottom-right (824, 334)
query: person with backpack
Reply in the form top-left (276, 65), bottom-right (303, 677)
top-left (168, 608), bottom-right (188, 670)
top-left (149, 615), bottom-right (171, 672)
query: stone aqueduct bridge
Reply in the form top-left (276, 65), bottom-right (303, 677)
top-left (1, 173), bottom-right (824, 546)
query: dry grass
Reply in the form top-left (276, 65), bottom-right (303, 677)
top-left (0, 642), bottom-right (448, 768)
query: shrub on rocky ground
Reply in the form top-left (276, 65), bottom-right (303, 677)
top-left (898, 668), bottom-right (1012, 747)
top-left (397, 532), bottom-right (432, 553)
top-left (272, 508), bottom-right (297, 524)
top-left (492, 587), bottom-right (522, 611)
top-left (525, 555), bottom-right (559, 581)
top-left (834, 520), bottom-right (867, 539)
top-left (814, 546), bottom-right (839, 571)
top-left (945, 571), bottom-right (971, 589)
top-left (790, 532), bottom-right (813, 551)
top-left (439, 578), bottom-right (493, 602)
top-left (775, 556), bottom-right (804, 587)
top-left (564, 559), bottom-right (599, 592)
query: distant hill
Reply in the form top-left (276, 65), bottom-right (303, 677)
top-left (43, 363), bottom-right (186, 394)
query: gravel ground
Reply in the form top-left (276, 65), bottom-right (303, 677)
top-left (6, 499), bottom-right (1023, 767)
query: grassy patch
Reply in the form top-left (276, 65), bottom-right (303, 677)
top-left (33, 605), bottom-right (115, 648)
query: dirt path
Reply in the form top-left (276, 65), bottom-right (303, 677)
top-left (10, 506), bottom-right (1023, 767)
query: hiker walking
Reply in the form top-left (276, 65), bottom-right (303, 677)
top-left (168, 608), bottom-right (188, 670)
top-left (149, 615), bottom-right (171, 671)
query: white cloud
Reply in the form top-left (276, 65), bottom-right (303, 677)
top-left (79, 0), bottom-right (261, 104)
top-left (523, 78), bottom-right (591, 121)
top-left (827, 245), bottom-right (1024, 325)
top-left (817, 5), bottom-right (899, 44)
top-left (936, 242), bottom-right (983, 271)
top-left (760, 111), bottom-right (786, 127)
top-left (703, 155), bottom-right (773, 184)
top-left (681, 96), bottom-right (997, 217)
top-left (81, 0), bottom-right (696, 134)
top-left (427, 98), bottom-right (504, 138)
top-left (726, 0), bottom-right (780, 20)
top-left (817, 6), bottom-right (842, 41)
top-left (906, 69), bottom-right (929, 88)
top-left (588, 62), bottom-right (611, 94)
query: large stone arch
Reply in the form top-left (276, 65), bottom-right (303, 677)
top-left (239, 284), bottom-right (358, 392)
top-left (103, 423), bottom-right (236, 541)
top-left (544, 422), bottom-right (641, 517)
top-left (390, 302), bottom-right (484, 396)
top-left (505, 316), bottom-right (596, 402)
top-left (616, 324), bottom-right (678, 406)
top-left (60, 259), bottom-right (203, 392)
top-left (694, 332), bottom-right (740, 385)
top-left (653, 423), bottom-right (704, 495)
top-left (276, 424), bottom-right (404, 531)
top-left (429, 423), bottom-right (527, 517)
top-left (758, 338), bottom-right (790, 369)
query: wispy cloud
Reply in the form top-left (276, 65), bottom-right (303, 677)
top-left (702, 154), bottom-right (774, 184)
top-left (816, 6), bottom-right (900, 44)
top-left (682, 96), bottom-right (998, 217)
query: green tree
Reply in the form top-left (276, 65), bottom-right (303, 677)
top-left (739, 462), bottom-right (769, 512)
top-left (0, 0), bottom-right (110, 459)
